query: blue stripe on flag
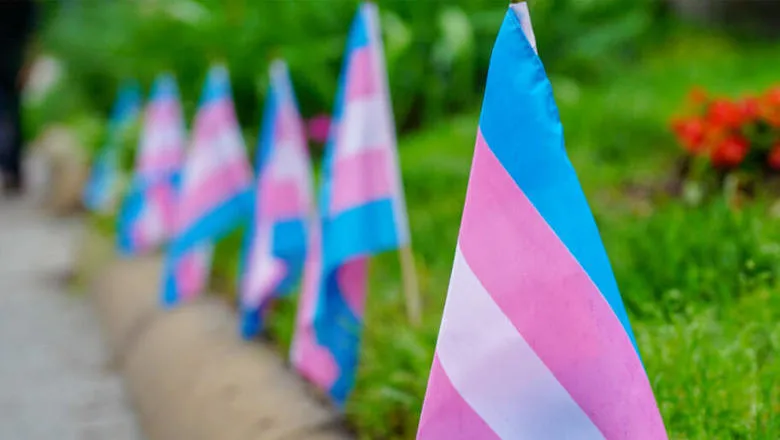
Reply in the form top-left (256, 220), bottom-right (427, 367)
top-left (116, 181), bottom-right (146, 254)
top-left (323, 199), bottom-right (399, 270)
top-left (152, 74), bottom-right (179, 101)
top-left (478, 9), bottom-right (639, 354)
top-left (199, 66), bottom-right (232, 106)
top-left (314, 268), bottom-right (362, 407)
top-left (272, 219), bottom-right (307, 295)
top-left (168, 189), bottom-right (252, 259)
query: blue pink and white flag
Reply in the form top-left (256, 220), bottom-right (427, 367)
top-left (239, 60), bottom-right (316, 339)
top-left (83, 81), bottom-right (142, 212)
top-left (290, 2), bottom-right (410, 406)
top-left (161, 65), bottom-right (254, 308)
top-left (416, 4), bottom-right (667, 439)
top-left (117, 73), bottom-right (186, 255)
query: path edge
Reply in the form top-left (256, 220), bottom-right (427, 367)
top-left (75, 229), bottom-right (353, 440)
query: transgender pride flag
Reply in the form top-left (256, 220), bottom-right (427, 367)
top-left (416, 4), bottom-right (667, 439)
top-left (239, 60), bottom-right (316, 339)
top-left (290, 2), bottom-right (410, 406)
top-left (161, 65), bottom-right (254, 308)
top-left (83, 81), bottom-right (142, 213)
top-left (117, 73), bottom-right (186, 255)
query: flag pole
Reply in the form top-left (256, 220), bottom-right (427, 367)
top-left (398, 245), bottom-right (422, 327)
top-left (363, 0), bottom-right (422, 327)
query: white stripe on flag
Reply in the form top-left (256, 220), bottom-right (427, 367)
top-left (270, 140), bottom-right (308, 181)
top-left (338, 96), bottom-right (394, 157)
top-left (510, 2), bottom-right (538, 55)
top-left (436, 247), bottom-right (605, 440)
top-left (145, 125), bottom-right (182, 153)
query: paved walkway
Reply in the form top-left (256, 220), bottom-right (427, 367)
top-left (0, 197), bottom-right (144, 440)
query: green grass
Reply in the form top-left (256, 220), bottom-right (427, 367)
top-left (91, 26), bottom-right (780, 440)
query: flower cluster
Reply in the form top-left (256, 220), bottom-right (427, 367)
top-left (671, 86), bottom-right (780, 170)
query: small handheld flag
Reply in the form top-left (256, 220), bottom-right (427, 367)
top-left (239, 60), bottom-right (316, 339)
top-left (416, 4), bottom-right (667, 439)
top-left (161, 65), bottom-right (253, 308)
top-left (117, 73), bottom-right (186, 255)
top-left (290, 2), bottom-right (412, 406)
top-left (83, 81), bottom-right (142, 213)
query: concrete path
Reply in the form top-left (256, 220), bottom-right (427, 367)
top-left (0, 197), bottom-right (145, 440)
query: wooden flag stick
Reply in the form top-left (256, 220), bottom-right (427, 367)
top-left (398, 244), bottom-right (422, 327)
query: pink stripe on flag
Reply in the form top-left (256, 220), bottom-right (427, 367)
top-left (274, 104), bottom-right (299, 143)
top-left (149, 183), bottom-right (177, 239)
top-left (130, 226), bottom-right (148, 252)
top-left (457, 131), bottom-right (666, 439)
top-left (261, 179), bottom-right (306, 220)
top-left (336, 258), bottom-right (368, 319)
top-left (346, 48), bottom-right (380, 101)
top-left (177, 159), bottom-right (250, 231)
top-left (427, 248), bottom-right (603, 439)
top-left (147, 101), bottom-right (180, 124)
top-left (417, 356), bottom-right (501, 440)
top-left (291, 224), bottom-right (340, 390)
top-left (140, 149), bottom-right (183, 174)
top-left (197, 100), bottom-right (238, 140)
top-left (330, 148), bottom-right (392, 215)
top-left (143, 185), bottom-right (168, 246)
top-left (176, 248), bottom-right (210, 301)
top-left (291, 326), bottom-right (340, 391)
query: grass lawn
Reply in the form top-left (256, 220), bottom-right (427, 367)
top-left (184, 27), bottom-right (780, 439)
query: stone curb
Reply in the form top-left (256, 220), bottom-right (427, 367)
top-left (77, 232), bottom-right (352, 440)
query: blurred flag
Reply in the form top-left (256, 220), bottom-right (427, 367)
top-left (83, 80), bottom-right (142, 213)
top-left (161, 65), bottom-right (253, 308)
top-left (416, 4), bottom-right (667, 439)
top-left (117, 73), bottom-right (186, 255)
top-left (290, 2), bottom-right (411, 406)
top-left (239, 60), bottom-right (316, 339)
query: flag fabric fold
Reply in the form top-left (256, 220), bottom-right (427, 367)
top-left (239, 60), bottom-right (316, 339)
top-left (290, 2), bottom-right (411, 407)
top-left (161, 65), bottom-right (254, 308)
top-left (117, 73), bottom-right (186, 255)
top-left (416, 4), bottom-right (667, 439)
top-left (83, 81), bottom-right (142, 213)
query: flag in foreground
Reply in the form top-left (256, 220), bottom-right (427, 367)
top-left (416, 4), bottom-right (667, 439)
top-left (83, 81), bottom-right (142, 212)
top-left (161, 65), bottom-right (253, 308)
top-left (117, 73), bottom-right (186, 255)
top-left (290, 2), bottom-right (410, 406)
top-left (239, 60), bottom-right (316, 339)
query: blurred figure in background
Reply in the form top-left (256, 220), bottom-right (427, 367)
top-left (0, 0), bottom-right (38, 196)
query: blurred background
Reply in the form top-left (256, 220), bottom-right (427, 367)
top-left (21, 0), bottom-right (780, 439)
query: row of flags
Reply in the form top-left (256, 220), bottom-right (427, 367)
top-left (84, 2), bottom-right (668, 438)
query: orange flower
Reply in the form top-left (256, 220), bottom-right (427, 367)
top-left (759, 87), bottom-right (780, 126)
top-left (764, 87), bottom-right (780, 106)
top-left (710, 136), bottom-right (749, 168)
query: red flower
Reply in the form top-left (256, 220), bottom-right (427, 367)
top-left (707, 99), bottom-right (745, 129)
top-left (739, 97), bottom-right (760, 121)
top-left (769, 144), bottom-right (780, 170)
top-left (672, 117), bottom-right (708, 154)
top-left (711, 136), bottom-right (749, 168)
